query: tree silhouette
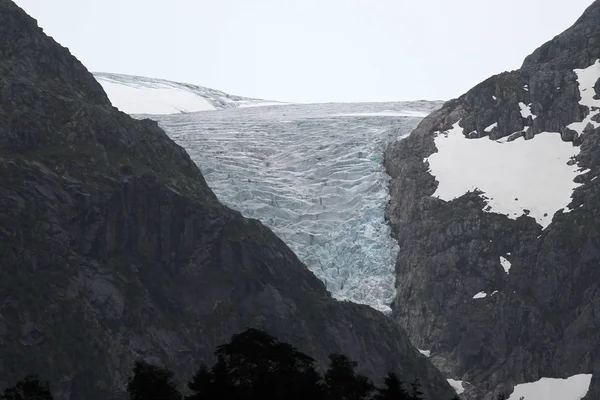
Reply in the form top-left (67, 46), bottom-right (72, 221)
top-left (127, 360), bottom-right (182, 400)
top-left (324, 353), bottom-right (374, 400)
top-left (0, 375), bottom-right (53, 400)
top-left (186, 357), bottom-right (235, 400)
top-left (186, 365), bottom-right (213, 400)
top-left (374, 372), bottom-right (411, 400)
top-left (187, 328), bottom-right (323, 400)
top-left (0, 329), bottom-right (501, 400)
top-left (409, 378), bottom-right (424, 400)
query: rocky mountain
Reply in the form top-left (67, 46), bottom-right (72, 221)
top-left (93, 72), bottom-right (284, 115)
top-left (384, 1), bottom-right (600, 399)
top-left (0, 1), bottom-right (456, 399)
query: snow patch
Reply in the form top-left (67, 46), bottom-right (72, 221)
top-left (500, 256), bottom-right (512, 274)
top-left (473, 291), bottom-right (487, 299)
top-left (519, 102), bottom-right (537, 120)
top-left (492, 95), bottom-right (497, 100)
top-left (418, 349), bottom-right (431, 357)
top-left (447, 379), bottom-right (465, 395)
top-left (485, 122), bottom-right (498, 132)
top-left (491, 290), bottom-right (499, 296)
top-left (567, 59), bottom-right (600, 134)
top-left (508, 374), bottom-right (593, 400)
top-left (426, 121), bottom-right (581, 228)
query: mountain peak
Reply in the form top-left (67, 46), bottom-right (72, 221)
top-left (522, 0), bottom-right (600, 69)
top-left (0, 1), bottom-right (109, 106)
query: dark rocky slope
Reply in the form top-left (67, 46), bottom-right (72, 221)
top-left (385, 1), bottom-right (600, 399)
top-left (0, 2), bottom-right (456, 399)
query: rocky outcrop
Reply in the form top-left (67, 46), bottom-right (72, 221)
top-left (0, 2), bottom-right (456, 399)
top-left (384, 1), bottom-right (600, 399)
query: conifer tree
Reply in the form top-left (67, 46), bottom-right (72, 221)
top-left (127, 360), bottom-right (182, 400)
top-left (187, 328), bottom-right (323, 400)
top-left (374, 372), bottom-right (411, 400)
top-left (324, 353), bottom-right (374, 400)
top-left (186, 357), bottom-right (236, 400)
top-left (409, 378), bottom-right (424, 400)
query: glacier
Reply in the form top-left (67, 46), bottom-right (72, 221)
top-left (153, 102), bottom-right (440, 312)
top-left (96, 74), bottom-right (441, 312)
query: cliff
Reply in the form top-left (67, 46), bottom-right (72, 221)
top-left (384, 1), bottom-right (600, 399)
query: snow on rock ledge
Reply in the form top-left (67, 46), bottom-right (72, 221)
top-left (425, 121), bottom-right (581, 229)
top-left (568, 59), bottom-right (600, 135)
top-left (508, 374), bottom-right (593, 400)
top-left (447, 379), bottom-right (465, 395)
top-left (418, 349), bottom-right (431, 357)
top-left (500, 256), bottom-right (512, 274)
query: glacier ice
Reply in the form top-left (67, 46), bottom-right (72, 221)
top-left (147, 101), bottom-right (441, 312)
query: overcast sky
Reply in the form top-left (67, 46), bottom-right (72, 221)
top-left (14, 0), bottom-right (594, 103)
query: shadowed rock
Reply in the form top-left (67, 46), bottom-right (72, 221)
top-left (0, 1), bottom-right (455, 399)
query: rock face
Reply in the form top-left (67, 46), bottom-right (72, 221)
top-left (384, 1), bottom-right (600, 399)
top-left (0, 2), bottom-right (456, 400)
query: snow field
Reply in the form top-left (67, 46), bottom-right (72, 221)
top-left (508, 374), bottom-right (592, 400)
top-left (98, 80), bottom-right (216, 114)
top-left (426, 121), bottom-right (581, 229)
top-left (425, 59), bottom-right (600, 229)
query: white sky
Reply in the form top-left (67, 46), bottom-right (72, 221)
top-left (14, 0), bottom-right (594, 103)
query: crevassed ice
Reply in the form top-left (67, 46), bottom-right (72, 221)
top-left (152, 101), bottom-right (441, 312)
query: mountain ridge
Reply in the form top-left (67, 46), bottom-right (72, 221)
top-left (384, 1), bottom-right (600, 399)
